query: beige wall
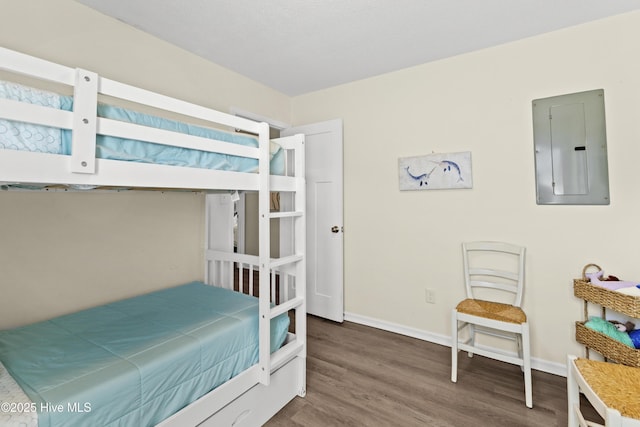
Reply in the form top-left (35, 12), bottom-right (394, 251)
top-left (3, 0), bottom-right (640, 369)
top-left (0, 0), bottom-right (291, 327)
top-left (291, 11), bottom-right (640, 367)
top-left (0, 191), bottom-right (204, 327)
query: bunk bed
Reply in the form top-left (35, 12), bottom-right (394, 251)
top-left (0, 46), bottom-right (306, 427)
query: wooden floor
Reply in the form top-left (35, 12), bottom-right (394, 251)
top-left (266, 315), bottom-right (602, 427)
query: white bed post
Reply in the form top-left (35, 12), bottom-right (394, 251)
top-left (258, 122), bottom-right (271, 385)
top-left (294, 136), bottom-right (307, 396)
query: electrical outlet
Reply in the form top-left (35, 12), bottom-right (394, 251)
top-left (425, 288), bottom-right (436, 304)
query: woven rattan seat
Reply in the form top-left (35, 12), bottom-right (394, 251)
top-left (568, 354), bottom-right (640, 426)
top-left (575, 358), bottom-right (640, 420)
top-left (456, 298), bottom-right (527, 324)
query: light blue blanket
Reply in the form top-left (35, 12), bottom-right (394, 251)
top-left (0, 80), bottom-right (284, 174)
top-left (0, 282), bottom-right (290, 427)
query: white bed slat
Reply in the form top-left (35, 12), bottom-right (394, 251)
top-left (71, 69), bottom-right (98, 173)
top-left (238, 263), bottom-right (245, 293)
top-left (282, 273), bottom-right (290, 302)
top-left (269, 255), bottom-right (304, 269)
top-left (1, 159), bottom-right (298, 194)
top-left (0, 149), bottom-right (263, 190)
top-left (270, 210), bottom-right (304, 219)
top-left (96, 117), bottom-right (259, 159)
top-left (270, 340), bottom-right (305, 372)
top-left (270, 296), bottom-right (304, 319)
top-left (271, 270), bottom-right (276, 303)
top-left (206, 250), bottom-right (257, 264)
top-left (249, 264), bottom-right (256, 297)
top-left (0, 47), bottom-right (75, 86)
top-left (98, 77), bottom-right (262, 136)
top-left (0, 98), bottom-right (72, 129)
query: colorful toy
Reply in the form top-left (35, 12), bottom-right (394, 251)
top-left (629, 329), bottom-right (640, 349)
top-left (604, 320), bottom-right (640, 349)
top-left (585, 270), bottom-right (640, 291)
top-left (609, 319), bottom-right (636, 332)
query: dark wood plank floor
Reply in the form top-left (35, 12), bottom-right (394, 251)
top-left (266, 315), bottom-right (601, 427)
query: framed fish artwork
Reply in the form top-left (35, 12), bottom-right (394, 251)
top-left (398, 151), bottom-right (472, 190)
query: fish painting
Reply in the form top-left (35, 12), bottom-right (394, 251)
top-left (437, 160), bottom-right (464, 183)
top-left (405, 165), bottom-right (436, 186)
top-left (398, 151), bottom-right (472, 191)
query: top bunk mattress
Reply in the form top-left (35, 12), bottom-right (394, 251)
top-left (0, 80), bottom-right (284, 175)
top-left (0, 281), bottom-right (290, 427)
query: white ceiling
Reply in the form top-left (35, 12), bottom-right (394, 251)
top-left (74, 0), bottom-right (640, 96)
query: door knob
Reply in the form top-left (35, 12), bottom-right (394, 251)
top-left (331, 226), bottom-right (340, 233)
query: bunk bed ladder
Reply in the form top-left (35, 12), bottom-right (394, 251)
top-left (258, 131), bottom-right (306, 387)
top-left (202, 130), bottom-right (306, 391)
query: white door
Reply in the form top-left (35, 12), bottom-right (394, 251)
top-left (283, 119), bottom-right (344, 322)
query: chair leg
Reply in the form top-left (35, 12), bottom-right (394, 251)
top-left (467, 324), bottom-right (475, 358)
top-left (516, 334), bottom-right (524, 372)
top-left (566, 355), bottom-right (580, 427)
top-left (451, 309), bottom-right (458, 383)
top-left (522, 323), bottom-right (533, 408)
top-left (605, 408), bottom-right (623, 426)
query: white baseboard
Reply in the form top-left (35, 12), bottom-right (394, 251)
top-left (344, 311), bottom-right (567, 377)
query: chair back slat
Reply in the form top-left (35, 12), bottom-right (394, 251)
top-left (468, 279), bottom-right (519, 294)
top-left (468, 267), bottom-right (520, 283)
top-left (463, 241), bottom-right (525, 307)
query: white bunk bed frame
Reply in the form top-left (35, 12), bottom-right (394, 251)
top-left (0, 47), bottom-right (306, 427)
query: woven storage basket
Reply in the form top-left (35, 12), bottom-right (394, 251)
top-left (575, 321), bottom-right (640, 367)
top-left (575, 263), bottom-right (640, 367)
top-left (574, 263), bottom-right (640, 317)
top-left (574, 279), bottom-right (640, 317)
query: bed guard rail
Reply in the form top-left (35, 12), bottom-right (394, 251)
top-left (0, 47), bottom-right (271, 183)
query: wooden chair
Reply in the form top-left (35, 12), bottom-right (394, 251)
top-left (451, 241), bottom-right (532, 408)
top-left (567, 355), bottom-right (640, 427)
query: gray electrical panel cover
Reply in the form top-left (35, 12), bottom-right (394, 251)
top-left (532, 89), bottom-right (609, 205)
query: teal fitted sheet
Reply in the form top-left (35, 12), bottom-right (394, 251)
top-left (0, 282), bottom-right (290, 427)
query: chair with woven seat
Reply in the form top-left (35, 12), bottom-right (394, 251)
top-left (567, 355), bottom-right (640, 426)
top-left (451, 241), bottom-right (532, 408)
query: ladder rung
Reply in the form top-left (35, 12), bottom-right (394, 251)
top-left (269, 254), bottom-right (303, 268)
top-left (269, 210), bottom-right (303, 219)
top-left (270, 296), bottom-right (304, 319)
top-left (270, 339), bottom-right (304, 371)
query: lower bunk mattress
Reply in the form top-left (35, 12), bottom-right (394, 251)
top-left (0, 281), bottom-right (290, 427)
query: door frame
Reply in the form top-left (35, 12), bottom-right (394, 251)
top-left (282, 119), bottom-right (344, 322)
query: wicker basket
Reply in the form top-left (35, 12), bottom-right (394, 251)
top-left (575, 320), bottom-right (640, 367)
top-left (574, 279), bottom-right (640, 317)
top-left (574, 263), bottom-right (640, 366)
top-left (574, 262), bottom-right (640, 318)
